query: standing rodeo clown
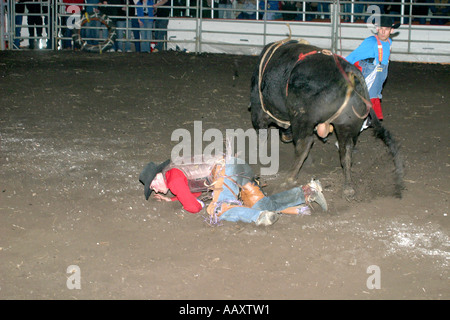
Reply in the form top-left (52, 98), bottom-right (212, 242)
top-left (139, 156), bottom-right (327, 226)
top-left (346, 15), bottom-right (400, 122)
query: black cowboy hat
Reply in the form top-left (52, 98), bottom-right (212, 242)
top-left (139, 159), bottom-right (170, 200)
top-left (377, 15), bottom-right (401, 29)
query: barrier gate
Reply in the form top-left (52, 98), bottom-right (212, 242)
top-left (1, 0), bottom-right (449, 63)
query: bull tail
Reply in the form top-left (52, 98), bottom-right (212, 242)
top-left (369, 108), bottom-right (405, 198)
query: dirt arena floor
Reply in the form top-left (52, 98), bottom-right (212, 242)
top-left (0, 50), bottom-right (448, 301)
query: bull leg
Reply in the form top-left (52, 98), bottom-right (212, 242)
top-left (251, 105), bottom-right (270, 131)
top-left (280, 126), bottom-right (293, 143)
top-left (249, 75), bottom-right (270, 131)
top-left (339, 138), bottom-right (355, 200)
top-left (249, 87), bottom-right (272, 132)
top-left (288, 135), bottom-right (315, 183)
top-left (336, 130), bottom-right (358, 201)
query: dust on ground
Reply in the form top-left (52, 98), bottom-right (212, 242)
top-left (0, 51), bottom-right (448, 299)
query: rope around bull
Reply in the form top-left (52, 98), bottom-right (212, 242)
top-left (257, 26), bottom-right (369, 130)
top-left (257, 25), bottom-right (304, 129)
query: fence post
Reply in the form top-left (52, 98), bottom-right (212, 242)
top-left (330, 0), bottom-right (340, 53)
top-left (196, 0), bottom-right (201, 54)
top-left (0, 0), bottom-right (8, 50)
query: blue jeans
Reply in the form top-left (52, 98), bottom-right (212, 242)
top-left (154, 18), bottom-right (168, 51)
top-left (60, 16), bottom-right (73, 49)
top-left (360, 60), bottom-right (389, 99)
top-left (218, 4), bottom-right (233, 19)
top-left (82, 19), bottom-right (100, 45)
top-left (261, 11), bottom-right (282, 20)
top-left (318, 2), bottom-right (330, 19)
top-left (125, 18), bottom-right (141, 52)
top-left (217, 158), bottom-right (306, 223)
top-left (237, 12), bottom-right (257, 19)
top-left (115, 20), bottom-right (127, 51)
top-left (140, 18), bottom-right (153, 52)
top-left (344, 1), bottom-right (364, 20)
top-left (14, 15), bottom-right (23, 48)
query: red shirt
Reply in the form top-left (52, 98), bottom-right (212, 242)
top-left (165, 168), bottom-right (202, 214)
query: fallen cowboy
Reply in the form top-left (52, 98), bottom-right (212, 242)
top-left (139, 156), bottom-right (327, 226)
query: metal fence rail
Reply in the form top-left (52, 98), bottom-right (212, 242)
top-left (2, 0), bottom-right (450, 62)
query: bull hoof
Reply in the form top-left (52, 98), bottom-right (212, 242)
top-left (280, 128), bottom-right (293, 143)
top-left (343, 186), bottom-right (355, 201)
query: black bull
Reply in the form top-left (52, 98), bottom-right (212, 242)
top-left (250, 40), bottom-right (404, 199)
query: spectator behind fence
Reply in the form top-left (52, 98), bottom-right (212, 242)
top-left (384, 0), bottom-right (410, 24)
top-left (428, 0), bottom-right (449, 25)
top-left (136, 0), bottom-right (155, 53)
top-left (355, 0), bottom-right (365, 21)
top-left (84, 0), bottom-right (100, 45)
top-left (413, 0), bottom-right (430, 24)
top-left (181, 0), bottom-right (211, 17)
top-left (26, 0), bottom-right (43, 49)
top-left (172, 0), bottom-right (186, 17)
top-left (305, 1), bottom-right (318, 20)
top-left (98, 0), bottom-right (125, 52)
top-left (153, 0), bottom-right (170, 52)
top-left (14, 0), bottom-right (26, 49)
top-left (236, 0), bottom-right (257, 19)
top-left (218, 0), bottom-right (234, 19)
top-left (202, 0), bottom-right (218, 18)
top-left (293, 1), bottom-right (317, 21)
top-left (317, 0), bottom-right (330, 19)
top-left (259, 0), bottom-right (281, 20)
top-left (125, 0), bottom-right (141, 52)
top-left (280, 1), bottom-right (298, 20)
top-left (343, 0), bottom-right (365, 22)
top-left (61, 0), bottom-right (84, 50)
top-left (42, 0), bottom-right (53, 49)
top-left (115, 0), bottom-right (128, 52)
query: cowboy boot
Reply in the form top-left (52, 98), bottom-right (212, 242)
top-left (255, 210), bottom-right (280, 226)
top-left (302, 179), bottom-right (328, 211)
